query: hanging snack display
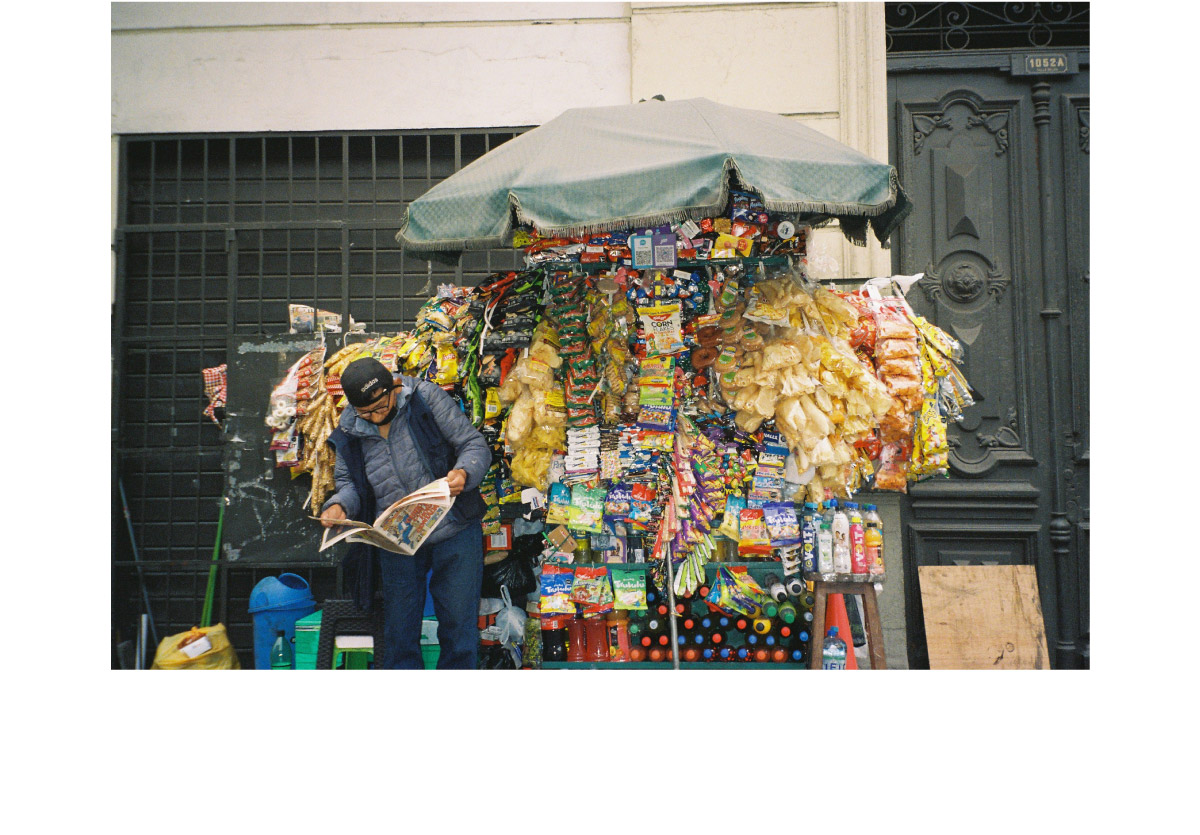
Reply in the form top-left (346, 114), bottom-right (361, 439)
top-left (266, 192), bottom-right (971, 666)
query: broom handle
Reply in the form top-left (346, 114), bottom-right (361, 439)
top-left (200, 497), bottom-right (225, 628)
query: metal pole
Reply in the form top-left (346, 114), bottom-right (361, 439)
top-left (137, 614), bottom-right (148, 670)
top-left (662, 541), bottom-right (681, 670)
top-left (119, 478), bottom-right (159, 646)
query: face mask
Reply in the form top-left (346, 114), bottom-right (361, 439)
top-left (374, 403), bottom-right (399, 426)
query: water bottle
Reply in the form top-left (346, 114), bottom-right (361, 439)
top-left (847, 502), bottom-right (867, 574)
top-left (864, 504), bottom-right (885, 575)
top-left (270, 629), bottom-right (293, 670)
top-left (821, 626), bottom-right (847, 670)
top-left (817, 522), bottom-right (834, 573)
top-left (832, 503), bottom-right (851, 574)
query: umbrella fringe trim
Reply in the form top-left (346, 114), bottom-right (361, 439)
top-left (396, 167), bottom-right (911, 252)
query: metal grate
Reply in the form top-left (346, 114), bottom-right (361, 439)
top-left (112, 128), bottom-right (527, 666)
top-left (885, 2), bottom-right (1089, 53)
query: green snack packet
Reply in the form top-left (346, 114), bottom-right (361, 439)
top-left (611, 567), bottom-right (648, 611)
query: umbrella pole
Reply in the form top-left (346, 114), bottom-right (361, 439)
top-left (662, 541), bottom-right (681, 671)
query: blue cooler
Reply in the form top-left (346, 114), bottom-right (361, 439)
top-left (248, 573), bottom-right (318, 669)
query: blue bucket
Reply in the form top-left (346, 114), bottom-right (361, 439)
top-left (248, 573), bottom-right (317, 669)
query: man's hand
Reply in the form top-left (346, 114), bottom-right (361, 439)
top-left (320, 504), bottom-right (347, 528)
top-left (446, 468), bottom-right (467, 497)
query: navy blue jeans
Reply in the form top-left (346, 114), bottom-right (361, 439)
top-left (377, 522), bottom-right (483, 669)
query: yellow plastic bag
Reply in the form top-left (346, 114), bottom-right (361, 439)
top-left (151, 624), bottom-right (241, 670)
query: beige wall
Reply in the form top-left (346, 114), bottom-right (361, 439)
top-left (631, 2), bottom-right (891, 280)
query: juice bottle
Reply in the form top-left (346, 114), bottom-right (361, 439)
top-left (846, 502), bottom-right (867, 574)
top-left (831, 502), bottom-right (851, 574)
top-left (864, 504), bottom-right (885, 575)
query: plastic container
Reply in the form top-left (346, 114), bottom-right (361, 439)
top-left (817, 523), bottom-right (834, 573)
top-left (800, 502), bottom-right (819, 573)
top-left (248, 573), bottom-right (317, 670)
top-left (864, 504), bottom-right (885, 575)
top-left (584, 615), bottom-right (610, 662)
top-left (566, 615), bottom-right (588, 662)
top-left (846, 502), bottom-right (867, 574)
top-left (606, 611), bottom-right (631, 662)
top-left (270, 630), bottom-right (293, 670)
top-left (821, 626), bottom-right (847, 670)
top-left (540, 616), bottom-right (569, 662)
top-left (832, 504), bottom-right (852, 574)
top-left (293, 609), bottom-right (322, 670)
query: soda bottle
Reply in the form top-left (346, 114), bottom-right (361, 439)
top-left (764, 573), bottom-right (787, 603)
top-left (752, 617), bottom-right (772, 635)
top-left (847, 502), bottom-right (867, 574)
top-left (800, 502), bottom-right (819, 573)
top-left (785, 573), bottom-right (806, 597)
top-left (719, 647), bottom-right (734, 661)
top-left (762, 599), bottom-right (780, 618)
top-left (821, 626), bottom-right (847, 670)
top-left (832, 503), bottom-right (851, 574)
top-left (864, 504), bottom-right (885, 575)
top-left (817, 522), bottom-right (834, 573)
top-left (776, 600), bottom-right (798, 624)
top-left (270, 630), bottom-right (293, 670)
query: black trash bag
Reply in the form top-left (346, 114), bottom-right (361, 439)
top-left (478, 643), bottom-right (518, 670)
top-left (480, 535), bottom-right (542, 599)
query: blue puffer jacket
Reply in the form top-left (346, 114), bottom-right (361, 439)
top-left (322, 376), bottom-right (492, 546)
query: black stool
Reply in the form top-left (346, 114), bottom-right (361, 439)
top-left (314, 599), bottom-right (387, 670)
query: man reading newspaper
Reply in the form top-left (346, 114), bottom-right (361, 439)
top-left (320, 357), bottom-right (491, 669)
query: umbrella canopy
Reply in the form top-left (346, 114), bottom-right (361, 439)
top-left (396, 97), bottom-right (912, 256)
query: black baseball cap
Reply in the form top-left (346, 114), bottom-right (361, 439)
top-left (340, 357), bottom-right (396, 408)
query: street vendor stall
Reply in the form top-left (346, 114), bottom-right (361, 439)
top-left (260, 98), bottom-right (972, 670)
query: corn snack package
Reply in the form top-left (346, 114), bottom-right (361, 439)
top-left (571, 565), bottom-right (615, 614)
top-left (763, 501), bottom-right (801, 548)
top-left (611, 567), bottom-right (648, 611)
top-left (539, 566), bottom-right (577, 615)
top-left (568, 484), bottom-right (606, 533)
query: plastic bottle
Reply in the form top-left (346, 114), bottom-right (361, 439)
top-left (817, 522), bottom-right (834, 573)
top-left (777, 600), bottom-right (798, 624)
top-left (785, 573), bottom-right (806, 598)
top-left (846, 502), bottom-right (867, 575)
top-left (764, 573), bottom-right (788, 603)
top-left (864, 504), bottom-right (885, 576)
top-left (800, 502), bottom-right (819, 573)
top-left (270, 630), bottom-right (293, 670)
top-left (821, 626), bottom-right (847, 670)
top-left (832, 502), bottom-right (851, 574)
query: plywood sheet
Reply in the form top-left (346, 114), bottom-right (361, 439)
top-left (918, 565), bottom-right (1049, 669)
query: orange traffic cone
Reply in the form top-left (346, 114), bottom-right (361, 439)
top-left (824, 593), bottom-right (858, 670)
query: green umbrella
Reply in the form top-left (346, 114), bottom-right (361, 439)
top-left (396, 97), bottom-right (911, 256)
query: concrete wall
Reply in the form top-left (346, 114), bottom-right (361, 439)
top-left (111, 1), bottom-right (907, 664)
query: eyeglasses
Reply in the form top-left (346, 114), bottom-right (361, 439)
top-left (353, 389), bottom-right (393, 418)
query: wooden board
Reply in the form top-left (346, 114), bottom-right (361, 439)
top-left (918, 565), bottom-right (1049, 669)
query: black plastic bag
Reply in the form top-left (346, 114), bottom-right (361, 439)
top-left (480, 535), bottom-right (542, 599)
top-left (478, 643), bottom-right (518, 670)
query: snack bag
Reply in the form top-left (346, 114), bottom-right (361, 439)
top-left (571, 565), bottom-right (615, 614)
top-left (763, 502), bottom-right (801, 548)
top-left (737, 508), bottom-right (773, 557)
top-left (638, 302), bottom-right (685, 356)
top-left (611, 567), bottom-right (648, 611)
top-left (568, 484), bottom-right (606, 534)
top-left (546, 482), bottom-right (572, 526)
top-left (539, 566), bottom-right (576, 615)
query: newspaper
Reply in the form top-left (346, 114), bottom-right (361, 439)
top-left (316, 478), bottom-right (455, 555)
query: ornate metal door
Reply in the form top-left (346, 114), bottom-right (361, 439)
top-left (887, 45), bottom-right (1089, 668)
